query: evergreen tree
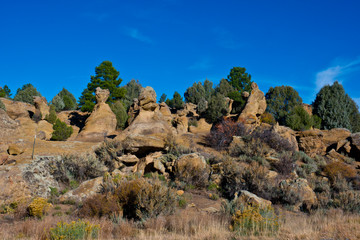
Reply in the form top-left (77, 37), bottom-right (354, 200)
top-left (265, 86), bottom-right (303, 125)
top-left (285, 106), bottom-right (313, 131)
top-left (226, 67), bottom-right (253, 113)
top-left (167, 91), bottom-right (184, 109)
top-left (13, 83), bottom-right (42, 104)
top-left (79, 61), bottom-right (126, 112)
top-left (51, 119), bottom-right (73, 141)
top-left (184, 82), bottom-right (205, 104)
top-left (215, 78), bottom-right (234, 96)
top-left (159, 93), bottom-right (167, 103)
top-left (51, 88), bottom-right (77, 111)
top-left (0, 85), bottom-right (11, 98)
top-left (313, 81), bottom-right (356, 131)
top-left (205, 93), bottom-right (228, 123)
top-left (123, 79), bottom-right (143, 110)
top-left (110, 100), bottom-right (128, 130)
top-left (349, 99), bottom-right (360, 133)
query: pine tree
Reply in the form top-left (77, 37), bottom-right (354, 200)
top-left (79, 61), bottom-right (126, 112)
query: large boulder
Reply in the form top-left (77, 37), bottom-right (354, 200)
top-left (188, 118), bottom-right (212, 134)
top-left (117, 88), bottom-right (175, 155)
top-left (139, 86), bottom-right (158, 111)
top-left (280, 178), bottom-right (317, 211)
top-left (33, 96), bottom-right (49, 120)
top-left (60, 177), bottom-right (103, 202)
top-left (77, 88), bottom-right (117, 142)
top-left (237, 190), bottom-right (272, 208)
top-left (0, 109), bottom-right (20, 138)
top-left (298, 128), bottom-right (351, 157)
top-left (0, 97), bottom-right (35, 120)
top-left (175, 153), bottom-right (208, 178)
top-left (272, 123), bottom-right (299, 151)
top-left (238, 82), bottom-right (267, 124)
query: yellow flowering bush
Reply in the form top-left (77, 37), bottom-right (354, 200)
top-left (27, 197), bottom-right (52, 218)
top-left (230, 204), bottom-right (279, 236)
top-left (49, 220), bottom-right (100, 240)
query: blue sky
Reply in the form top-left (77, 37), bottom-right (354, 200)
top-left (1, 0), bottom-right (360, 105)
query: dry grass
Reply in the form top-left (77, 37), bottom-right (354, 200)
top-left (0, 208), bottom-right (359, 239)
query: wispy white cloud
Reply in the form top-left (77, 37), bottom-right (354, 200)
top-left (188, 58), bottom-right (212, 70)
top-left (124, 27), bottom-right (152, 44)
top-left (315, 57), bottom-right (360, 91)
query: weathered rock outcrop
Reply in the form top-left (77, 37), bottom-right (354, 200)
top-left (188, 118), bottom-right (212, 134)
top-left (272, 123), bottom-right (299, 151)
top-left (60, 177), bottom-right (103, 202)
top-left (0, 97), bottom-right (35, 120)
top-left (33, 96), bottom-right (49, 120)
top-left (0, 109), bottom-right (20, 138)
top-left (117, 87), bottom-right (175, 155)
top-left (350, 133), bottom-right (360, 156)
top-left (237, 190), bottom-right (272, 208)
top-left (298, 128), bottom-right (351, 157)
top-left (238, 82), bottom-right (267, 124)
top-left (280, 178), bottom-right (317, 211)
top-left (77, 88), bottom-right (117, 142)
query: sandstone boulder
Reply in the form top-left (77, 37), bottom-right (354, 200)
top-left (183, 102), bottom-right (198, 117)
top-left (188, 118), bottom-right (212, 134)
top-left (159, 102), bottom-right (172, 117)
top-left (33, 96), bottom-right (49, 120)
top-left (0, 109), bottom-right (20, 138)
top-left (298, 128), bottom-right (351, 157)
top-left (237, 190), bottom-right (272, 208)
top-left (350, 133), bottom-right (360, 155)
top-left (60, 177), bottom-right (103, 202)
top-left (8, 144), bottom-right (24, 155)
top-left (280, 178), bottom-right (317, 211)
top-left (0, 97), bottom-right (35, 120)
top-left (139, 86), bottom-right (158, 111)
top-left (175, 153), bottom-right (208, 178)
top-left (37, 120), bottom-right (53, 140)
top-left (238, 82), bottom-right (267, 124)
top-left (77, 88), bottom-right (117, 142)
top-left (272, 123), bottom-right (299, 151)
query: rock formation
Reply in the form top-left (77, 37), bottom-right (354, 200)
top-left (117, 86), bottom-right (175, 155)
top-left (0, 109), bottom-right (20, 138)
top-left (33, 96), bottom-right (50, 120)
top-left (76, 88), bottom-right (117, 142)
top-left (238, 82), bottom-right (267, 124)
top-left (0, 97), bottom-right (35, 120)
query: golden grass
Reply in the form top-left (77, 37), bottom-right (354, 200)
top-left (0, 208), bottom-right (359, 240)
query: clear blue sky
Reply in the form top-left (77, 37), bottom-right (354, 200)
top-left (1, 0), bottom-right (360, 105)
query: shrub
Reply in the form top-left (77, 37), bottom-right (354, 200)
top-left (260, 112), bottom-right (276, 125)
top-left (95, 140), bottom-right (124, 171)
top-left (332, 191), bottom-right (360, 213)
top-left (13, 83), bottom-right (42, 104)
top-left (221, 160), bottom-right (274, 200)
top-left (27, 197), bottom-right (52, 218)
top-left (323, 161), bottom-right (357, 181)
top-left (230, 204), bottom-right (279, 236)
top-left (51, 119), bottom-right (73, 141)
top-left (79, 194), bottom-right (121, 218)
top-left (45, 105), bottom-right (58, 124)
top-left (110, 100), bottom-right (128, 130)
top-left (51, 95), bottom-right (65, 112)
top-left (164, 134), bottom-right (194, 157)
top-left (251, 129), bottom-right (296, 153)
top-left (0, 99), bottom-right (5, 111)
top-left (51, 154), bottom-right (105, 185)
top-left (115, 177), bottom-right (176, 221)
top-left (207, 119), bottom-right (248, 150)
top-left (49, 220), bottom-right (99, 240)
top-left (273, 152), bottom-right (296, 178)
top-left (285, 105), bottom-right (313, 131)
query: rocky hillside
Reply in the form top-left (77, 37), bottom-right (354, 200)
top-left (0, 83), bottom-right (359, 239)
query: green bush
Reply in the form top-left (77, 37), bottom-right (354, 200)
top-left (115, 176), bottom-right (176, 221)
top-left (0, 99), bottom-right (5, 111)
top-left (110, 100), bottom-right (128, 129)
top-left (13, 83), bottom-right (41, 104)
top-left (51, 119), bottom-right (73, 141)
top-left (45, 105), bottom-right (58, 124)
top-left (49, 220), bottom-right (99, 240)
top-left (285, 105), bottom-right (313, 131)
